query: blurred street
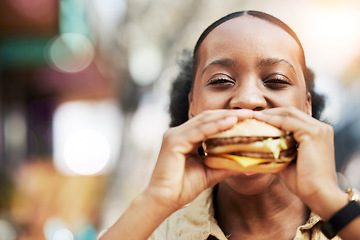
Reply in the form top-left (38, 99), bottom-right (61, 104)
top-left (1, 0), bottom-right (360, 239)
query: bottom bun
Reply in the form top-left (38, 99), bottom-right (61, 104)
top-left (203, 156), bottom-right (291, 173)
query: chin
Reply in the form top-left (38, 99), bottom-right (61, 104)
top-left (221, 172), bottom-right (278, 196)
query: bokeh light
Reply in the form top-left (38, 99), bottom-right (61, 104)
top-left (53, 228), bottom-right (74, 240)
top-left (4, 109), bottom-right (26, 156)
top-left (46, 33), bottom-right (94, 73)
top-left (44, 218), bottom-right (74, 240)
top-left (0, 219), bottom-right (16, 240)
top-left (63, 129), bottom-right (110, 175)
top-left (53, 100), bottom-right (123, 175)
top-left (128, 44), bottom-right (163, 86)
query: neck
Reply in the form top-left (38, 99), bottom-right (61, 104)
top-left (214, 177), bottom-right (309, 240)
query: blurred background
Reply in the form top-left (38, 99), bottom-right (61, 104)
top-left (1, 0), bottom-right (360, 239)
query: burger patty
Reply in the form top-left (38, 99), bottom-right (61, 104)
top-left (230, 147), bottom-right (297, 159)
top-left (205, 136), bottom-right (272, 147)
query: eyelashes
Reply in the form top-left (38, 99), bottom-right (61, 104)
top-left (262, 75), bottom-right (292, 89)
top-left (207, 74), bottom-right (292, 90)
top-left (207, 74), bottom-right (235, 86)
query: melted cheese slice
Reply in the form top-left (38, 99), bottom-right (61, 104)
top-left (219, 154), bottom-right (270, 168)
top-left (263, 137), bottom-right (288, 159)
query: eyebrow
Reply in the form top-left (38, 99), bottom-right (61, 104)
top-left (257, 58), bottom-right (296, 72)
top-left (202, 58), bottom-right (237, 75)
top-left (201, 57), bottom-right (297, 75)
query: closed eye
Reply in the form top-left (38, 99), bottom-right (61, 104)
top-left (207, 75), bottom-right (235, 87)
top-left (263, 75), bottom-right (292, 90)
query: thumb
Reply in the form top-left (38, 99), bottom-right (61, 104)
top-left (204, 167), bottom-right (238, 189)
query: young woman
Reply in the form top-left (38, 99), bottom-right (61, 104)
top-left (99, 11), bottom-right (360, 240)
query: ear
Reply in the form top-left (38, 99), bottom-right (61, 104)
top-left (306, 92), bottom-right (312, 116)
top-left (188, 92), bottom-right (194, 119)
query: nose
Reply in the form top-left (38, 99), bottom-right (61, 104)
top-left (229, 80), bottom-right (267, 111)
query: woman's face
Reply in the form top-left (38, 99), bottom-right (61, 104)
top-left (189, 16), bottom-right (312, 195)
top-left (189, 16), bottom-right (311, 116)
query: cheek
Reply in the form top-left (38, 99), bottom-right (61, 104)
top-left (191, 90), bottom-right (229, 114)
top-left (293, 87), bottom-right (309, 111)
top-left (273, 90), bottom-right (308, 110)
top-left (267, 89), bottom-right (307, 111)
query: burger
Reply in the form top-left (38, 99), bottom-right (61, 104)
top-left (202, 119), bottom-right (297, 173)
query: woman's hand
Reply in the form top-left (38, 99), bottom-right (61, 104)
top-left (145, 109), bottom-right (254, 211)
top-left (253, 107), bottom-right (347, 219)
top-left (100, 109), bottom-right (255, 240)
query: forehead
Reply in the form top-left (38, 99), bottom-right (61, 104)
top-left (197, 16), bottom-right (303, 68)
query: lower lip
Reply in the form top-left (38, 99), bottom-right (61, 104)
top-left (244, 172), bottom-right (257, 176)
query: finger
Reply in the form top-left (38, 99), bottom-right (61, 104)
top-left (204, 168), bottom-right (239, 188)
top-left (253, 110), bottom-right (314, 136)
top-left (188, 109), bottom-right (254, 128)
top-left (185, 156), bottom-right (238, 190)
top-left (187, 109), bottom-right (256, 145)
top-left (186, 116), bottom-right (239, 145)
top-left (174, 109), bottom-right (255, 149)
top-left (258, 107), bottom-right (314, 124)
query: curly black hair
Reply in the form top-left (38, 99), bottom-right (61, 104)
top-left (169, 11), bottom-right (326, 127)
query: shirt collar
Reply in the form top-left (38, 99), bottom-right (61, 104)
top-left (181, 188), bottom-right (228, 240)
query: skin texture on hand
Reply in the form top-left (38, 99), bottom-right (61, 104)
top-left (147, 109), bottom-right (255, 209)
top-left (100, 109), bottom-right (255, 240)
top-left (253, 109), bottom-right (345, 215)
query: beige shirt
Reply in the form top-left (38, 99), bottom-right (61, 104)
top-left (149, 188), bottom-right (342, 240)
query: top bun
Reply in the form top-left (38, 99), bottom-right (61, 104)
top-left (210, 119), bottom-right (287, 138)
